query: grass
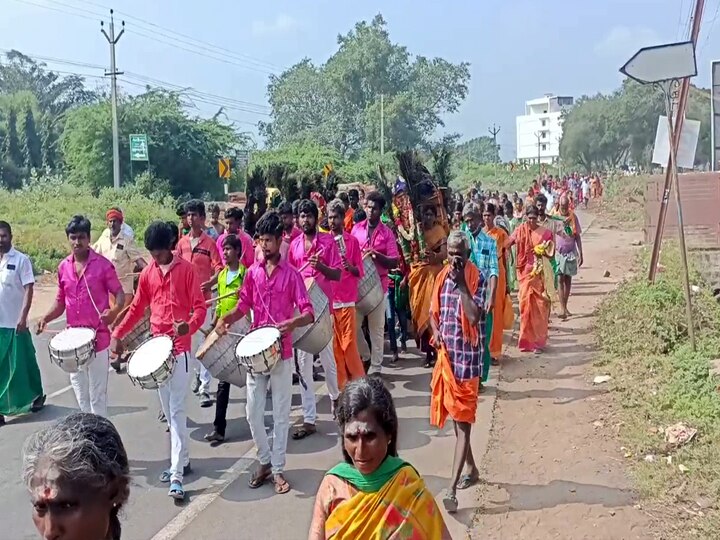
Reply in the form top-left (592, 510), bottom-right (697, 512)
top-left (595, 244), bottom-right (720, 537)
top-left (593, 173), bottom-right (647, 229)
top-left (1, 176), bottom-right (177, 272)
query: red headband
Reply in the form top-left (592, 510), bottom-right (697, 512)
top-left (106, 209), bottom-right (123, 222)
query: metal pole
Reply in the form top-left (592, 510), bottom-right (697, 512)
top-left (647, 0), bottom-right (705, 282)
top-left (536, 132), bottom-right (542, 175)
top-left (380, 93), bottom-right (384, 156)
top-left (663, 88), bottom-right (696, 350)
top-left (102, 10), bottom-right (125, 190)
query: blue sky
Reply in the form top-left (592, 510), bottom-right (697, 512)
top-left (2, 0), bottom-right (719, 160)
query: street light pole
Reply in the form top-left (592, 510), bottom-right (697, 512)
top-left (101, 10), bottom-right (125, 189)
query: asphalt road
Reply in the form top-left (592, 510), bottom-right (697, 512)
top-left (2, 319), bottom-right (495, 540)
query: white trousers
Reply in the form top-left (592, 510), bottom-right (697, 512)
top-left (191, 309), bottom-right (213, 394)
top-left (70, 350), bottom-right (109, 417)
top-left (355, 296), bottom-right (387, 374)
top-left (297, 339), bottom-right (339, 425)
top-left (158, 353), bottom-right (191, 483)
top-left (245, 358), bottom-right (292, 475)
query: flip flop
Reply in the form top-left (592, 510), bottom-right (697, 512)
top-left (273, 475), bottom-right (291, 494)
top-left (248, 467), bottom-right (271, 489)
top-left (292, 423), bottom-right (317, 440)
top-left (456, 474), bottom-right (479, 490)
top-left (443, 492), bottom-right (458, 514)
top-left (168, 481), bottom-right (185, 501)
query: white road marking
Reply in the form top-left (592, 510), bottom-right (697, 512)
top-left (151, 382), bottom-right (330, 540)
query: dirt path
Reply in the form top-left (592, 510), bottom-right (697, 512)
top-left (470, 217), bottom-right (656, 539)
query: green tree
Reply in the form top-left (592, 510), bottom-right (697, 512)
top-left (23, 107), bottom-right (42, 169)
top-left (456, 136), bottom-right (500, 164)
top-left (261, 15), bottom-right (470, 157)
top-left (4, 108), bottom-right (23, 166)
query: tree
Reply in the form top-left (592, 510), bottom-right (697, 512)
top-left (23, 107), bottom-right (42, 169)
top-left (61, 90), bottom-right (250, 196)
top-left (456, 136), bottom-right (500, 164)
top-left (261, 15), bottom-right (470, 157)
top-left (3, 108), bottom-right (23, 167)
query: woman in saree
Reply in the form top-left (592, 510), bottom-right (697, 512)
top-left (505, 200), bottom-right (521, 292)
top-left (483, 203), bottom-right (510, 364)
top-left (309, 376), bottom-right (450, 540)
top-left (505, 205), bottom-right (556, 353)
top-left (408, 205), bottom-right (447, 368)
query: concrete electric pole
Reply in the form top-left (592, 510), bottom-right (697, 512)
top-left (380, 93), bottom-right (385, 156)
top-left (101, 10), bottom-right (125, 189)
top-left (488, 123), bottom-right (500, 162)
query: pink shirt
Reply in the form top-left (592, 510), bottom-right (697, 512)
top-left (283, 226), bottom-right (302, 244)
top-left (255, 240), bottom-right (289, 263)
top-left (233, 259), bottom-right (314, 359)
top-left (288, 232), bottom-right (341, 307)
top-left (333, 231), bottom-right (364, 305)
top-left (112, 257), bottom-right (206, 354)
top-left (216, 230), bottom-right (255, 268)
top-left (351, 220), bottom-right (399, 293)
top-left (56, 250), bottom-right (123, 352)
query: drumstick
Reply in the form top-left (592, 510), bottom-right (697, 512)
top-left (298, 247), bottom-right (325, 273)
top-left (205, 290), bottom-right (237, 306)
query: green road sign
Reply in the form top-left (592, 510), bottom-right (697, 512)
top-left (129, 134), bottom-right (149, 161)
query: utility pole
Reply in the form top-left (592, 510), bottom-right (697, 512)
top-left (101, 10), bottom-right (125, 189)
top-left (488, 123), bottom-right (501, 162)
top-left (380, 93), bottom-right (385, 156)
top-left (647, 0), bottom-right (705, 282)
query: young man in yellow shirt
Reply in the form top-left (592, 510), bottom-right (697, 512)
top-left (204, 235), bottom-right (247, 444)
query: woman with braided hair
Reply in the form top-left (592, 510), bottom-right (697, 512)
top-left (22, 412), bottom-right (130, 540)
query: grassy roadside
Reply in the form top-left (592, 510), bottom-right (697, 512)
top-left (595, 245), bottom-right (720, 537)
top-left (1, 177), bottom-right (176, 273)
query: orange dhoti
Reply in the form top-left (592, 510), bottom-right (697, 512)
top-left (430, 346), bottom-right (480, 428)
top-left (333, 306), bottom-right (365, 390)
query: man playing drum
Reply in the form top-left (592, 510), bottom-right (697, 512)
top-left (176, 199), bottom-right (223, 408)
top-left (351, 191), bottom-right (399, 375)
top-left (327, 199), bottom-right (365, 390)
top-left (216, 211), bottom-right (314, 495)
top-left (37, 215), bottom-right (125, 418)
top-left (288, 199), bottom-right (341, 441)
top-left (93, 207), bottom-right (147, 372)
top-left (111, 221), bottom-right (207, 501)
top-left (204, 234), bottom-right (247, 444)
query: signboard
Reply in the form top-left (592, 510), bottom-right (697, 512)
top-left (218, 157), bottom-right (231, 179)
top-left (129, 134), bottom-right (149, 161)
top-left (322, 163), bottom-right (333, 177)
top-left (620, 41), bottom-right (697, 84)
top-left (236, 150), bottom-right (250, 168)
top-left (651, 115), bottom-right (701, 169)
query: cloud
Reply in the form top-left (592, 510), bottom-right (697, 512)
top-left (251, 14), bottom-right (301, 37)
top-left (594, 26), bottom-right (662, 60)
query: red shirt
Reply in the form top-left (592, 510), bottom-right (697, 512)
top-left (176, 231), bottom-right (223, 298)
top-left (112, 257), bottom-right (207, 354)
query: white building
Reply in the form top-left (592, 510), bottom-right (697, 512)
top-left (516, 94), bottom-right (574, 164)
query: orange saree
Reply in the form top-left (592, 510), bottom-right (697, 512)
top-left (485, 226), bottom-right (510, 359)
top-left (512, 222), bottom-right (554, 352)
top-left (408, 225), bottom-right (446, 341)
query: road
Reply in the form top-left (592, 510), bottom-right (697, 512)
top-left (1, 317), bottom-right (496, 539)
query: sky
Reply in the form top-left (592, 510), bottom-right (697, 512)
top-left (2, 0), bottom-right (719, 161)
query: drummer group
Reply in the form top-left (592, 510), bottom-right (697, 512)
top-left (2, 192), bottom-right (404, 501)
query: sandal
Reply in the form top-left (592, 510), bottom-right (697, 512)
top-left (456, 473), bottom-right (479, 490)
top-left (159, 464), bottom-right (192, 483)
top-left (292, 423), bottom-right (317, 440)
top-left (248, 466), bottom-right (271, 489)
top-left (442, 491), bottom-right (458, 514)
top-left (168, 481), bottom-right (185, 501)
top-left (273, 474), bottom-right (291, 494)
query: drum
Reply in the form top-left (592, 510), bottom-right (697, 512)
top-left (48, 327), bottom-right (96, 373)
top-left (356, 254), bottom-right (384, 316)
top-left (196, 318), bottom-right (251, 388)
top-left (121, 310), bottom-right (151, 352)
top-left (235, 326), bottom-right (282, 375)
top-left (127, 335), bottom-right (174, 390)
top-left (292, 278), bottom-right (333, 355)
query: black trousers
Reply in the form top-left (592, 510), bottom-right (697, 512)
top-left (213, 380), bottom-right (231, 435)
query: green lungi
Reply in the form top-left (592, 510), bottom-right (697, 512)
top-left (0, 328), bottom-right (44, 416)
top-left (482, 312), bottom-right (493, 382)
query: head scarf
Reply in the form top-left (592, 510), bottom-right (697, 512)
top-left (106, 208), bottom-right (123, 222)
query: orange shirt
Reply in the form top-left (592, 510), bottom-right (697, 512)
top-left (344, 208), bottom-right (354, 232)
top-left (176, 232), bottom-right (222, 297)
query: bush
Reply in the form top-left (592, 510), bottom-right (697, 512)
top-left (0, 174), bottom-right (177, 272)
